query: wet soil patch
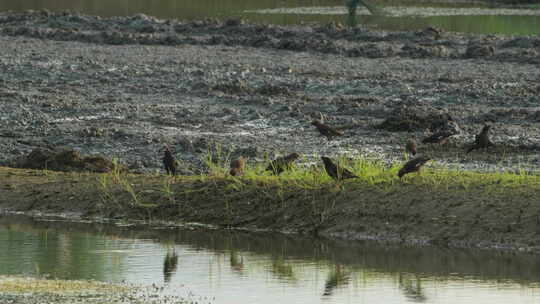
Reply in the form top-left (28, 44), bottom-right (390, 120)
top-left (0, 11), bottom-right (539, 179)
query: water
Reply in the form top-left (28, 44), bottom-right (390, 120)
top-left (1, 215), bottom-right (540, 304)
top-left (0, 0), bottom-right (539, 35)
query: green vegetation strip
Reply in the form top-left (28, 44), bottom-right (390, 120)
top-left (2, 155), bottom-right (540, 252)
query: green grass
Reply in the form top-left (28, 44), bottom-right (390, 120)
top-left (88, 148), bottom-right (540, 224)
top-left (4, 152), bottom-right (540, 249)
top-left (106, 149), bottom-right (540, 194)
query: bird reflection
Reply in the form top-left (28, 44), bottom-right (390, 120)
top-left (398, 273), bottom-right (427, 302)
top-left (322, 265), bottom-right (350, 297)
top-left (163, 250), bottom-right (179, 283)
top-left (270, 256), bottom-right (296, 281)
top-left (229, 249), bottom-right (244, 273)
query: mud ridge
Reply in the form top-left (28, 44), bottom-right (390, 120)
top-left (2, 167), bottom-right (540, 254)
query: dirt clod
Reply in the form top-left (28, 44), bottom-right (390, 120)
top-left (14, 148), bottom-right (124, 173)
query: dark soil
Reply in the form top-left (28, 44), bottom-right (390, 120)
top-left (0, 11), bottom-right (539, 175)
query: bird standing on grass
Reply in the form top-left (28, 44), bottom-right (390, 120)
top-left (266, 153), bottom-right (300, 175)
top-left (405, 136), bottom-right (417, 156)
top-left (311, 120), bottom-right (343, 140)
top-left (321, 156), bottom-right (358, 181)
top-left (230, 156), bottom-right (246, 176)
top-left (398, 157), bottom-right (431, 178)
top-left (467, 125), bottom-right (493, 153)
top-left (163, 146), bottom-right (177, 175)
top-left (421, 131), bottom-right (454, 145)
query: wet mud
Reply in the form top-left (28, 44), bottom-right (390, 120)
top-left (0, 11), bottom-right (539, 174)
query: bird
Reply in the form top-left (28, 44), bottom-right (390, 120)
top-left (421, 131), bottom-right (454, 145)
top-left (162, 146), bottom-right (177, 175)
top-left (398, 157), bottom-right (431, 178)
top-left (311, 120), bottom-right (343, 140)
top-left (266, 152), bottom-right (300, 175)
top-left (230, 156), bottom-right (246, 176)
top-left (467, 125), bottom-right (493, 153)
top-left (321, 156), bottom-right (357, 181)
top-left (405, 136), bottom-right (417, 156)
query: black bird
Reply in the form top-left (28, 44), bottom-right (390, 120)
top-left (321, 156), bottom-right (358, 181)
top-left (398, 157), bottom-right (431, 178)
top-left (467, 125), bottom-right (493, 153)
top-left (163, 146), bottom-right (177, 175)
top-left (311, 120), bottom-right (343, 140)
top-left (266, 153), bottom-right (300, 175)
top-left (421, 131), bottom-right (454, 145)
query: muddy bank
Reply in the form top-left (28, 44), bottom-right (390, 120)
top-left (2, 166), bottom-right (540, 253)
top-left (0, 11), bottom-right (539, 175)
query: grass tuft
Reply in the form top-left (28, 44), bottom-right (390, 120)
top-left (86, 150), bottom-right (540, 222)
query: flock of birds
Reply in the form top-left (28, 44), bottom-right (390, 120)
top-left (162, 119), bottom-right (494, 181)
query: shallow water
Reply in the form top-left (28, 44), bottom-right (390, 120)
top-left (0, 0), bottom-right (539, 35)
top-left (1, 215), bottom-right (540, 303)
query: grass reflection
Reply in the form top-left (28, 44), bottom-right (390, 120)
top-left (2, 215), bottom-right (540, 298)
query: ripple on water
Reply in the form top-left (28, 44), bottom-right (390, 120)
top-left (1, 215), bottom-right (540, 304)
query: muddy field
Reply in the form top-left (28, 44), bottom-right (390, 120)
top-left (0, 10), bottom-right (539, 173)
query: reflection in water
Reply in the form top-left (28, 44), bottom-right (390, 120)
top-left (229, 249), bottom-right (244, 273)
top-left (2, 215), bottom-right (540, 304)
top-left (270, 256), bottom-right (296, 281)
top-left (322, 265), bottom-right (350, 297)
top-left (398, 273), bottom-right (427, 303)
top-left (0, 0), bottom-right (538, 35)
top-left (163, 249), bottom-right (179, 283)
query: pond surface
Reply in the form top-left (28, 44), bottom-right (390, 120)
top-left (2, 214), bottom-right (540, 304)
top-left (0, 0), bottom-right (539, 35)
